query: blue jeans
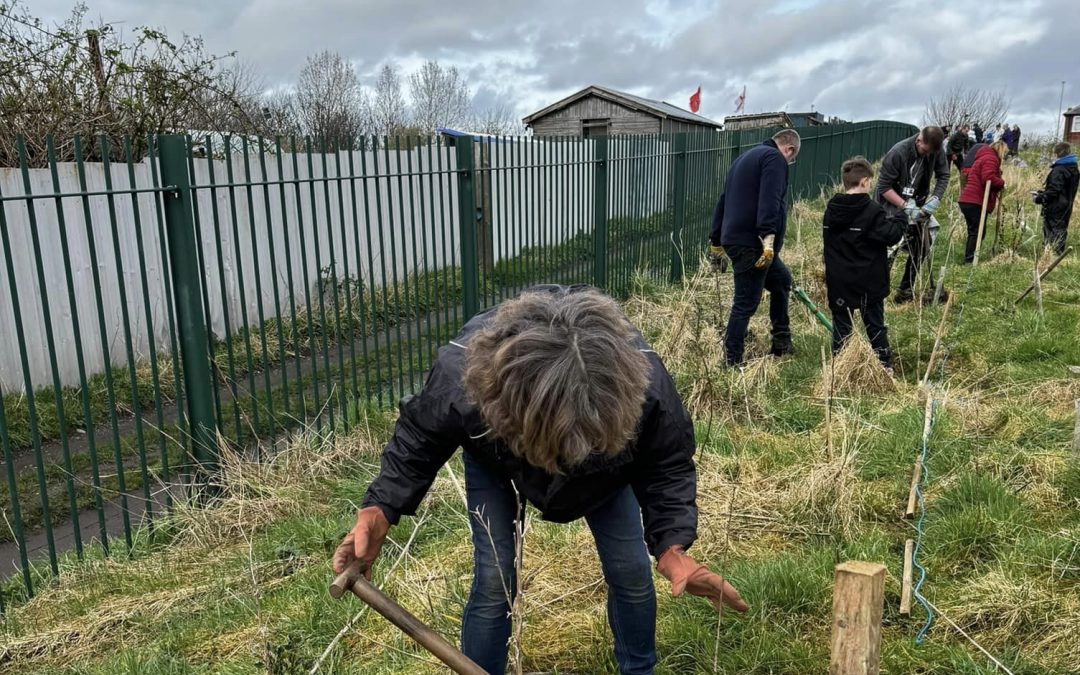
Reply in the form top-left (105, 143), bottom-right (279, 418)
top-left (460, 451), bottom-right (657, 674)
top-left (723, 244), bottom-right (792, 365)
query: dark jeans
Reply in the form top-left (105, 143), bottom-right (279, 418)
top-left (830, 297), bottom-right (891, 367)
top-left (898, 221), bottom-right (936, 293)
top-left (1044, 217), bottom-right (1069, 255)
top-left (960, 202), bottom-right (986, 263)
top-left (723, 244), bottom-right (791, 365)
top-left (461, 452), bottom-right (657, 674)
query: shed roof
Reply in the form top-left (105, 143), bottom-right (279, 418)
top-left (523, 85), bottom-right (721, 128)
top-left (1066, 105), bottom-right (1080, 116)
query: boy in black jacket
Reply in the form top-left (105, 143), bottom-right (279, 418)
top-left (823, 157), bottom-right (906, 370)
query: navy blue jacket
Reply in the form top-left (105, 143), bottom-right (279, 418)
top-left (709, 139), bottom-right (790, 252)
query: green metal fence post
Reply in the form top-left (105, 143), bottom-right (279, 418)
top-left (670, 133), bottom-right (688, 283)
top-left (592, 135), bottom-right (609, 290)
top-left (455, 137), bottom-right (481, 319)
top-left (157, 135), bottom-right (218, 479)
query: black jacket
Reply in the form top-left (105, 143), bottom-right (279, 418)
top-left (710, 139), bottom-right (790, 252)
top-left (874, 134), bottom-right (950, 217)
top-left (1036, 156), bottom-right (1079, 229)
top-left (947, 130), bottom-right (972, 159)
top-left (823, 193), bottom-right (906, 305)
top-left (362, 285), bottom-right (698, 558)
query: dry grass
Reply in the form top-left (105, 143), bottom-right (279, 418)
top-left (815, 331), bottom-right (898, 397)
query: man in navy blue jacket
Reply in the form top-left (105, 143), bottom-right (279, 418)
top-left (709, 129), bottom-right (801, 366)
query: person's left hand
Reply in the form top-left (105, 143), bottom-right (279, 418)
top-left (656, 546), bottom-right (750, 612)
top-left (754, 235), bottom-right (775, 269)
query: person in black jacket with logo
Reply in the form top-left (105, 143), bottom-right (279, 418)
top-left (1033, 142), bottom-right (1079, 254)
top-left (332, 285), bottom-right (747, 675)
top-left (824, 158), bottom-right (906, 370)
top-left (874, 126), bottom-right (950, 303)
top-left (709, 129), bottom-right (801, 365)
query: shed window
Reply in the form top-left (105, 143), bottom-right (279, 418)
top-left (582, 118), bottom-right (610, 138)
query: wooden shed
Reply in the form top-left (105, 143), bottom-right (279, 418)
top-left (523, 85), bottom-right (722, 137)
top-left (1064, 105), bottom-right (1080, 144)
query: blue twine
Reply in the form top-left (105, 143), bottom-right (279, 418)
top-left (911, 399), bottom-right (936, 644)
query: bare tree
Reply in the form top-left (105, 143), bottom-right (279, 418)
top-left (294, 50), bottom-right (369, 149)
top-left (0, 0), bottom-right (261, 165)
top-left (371, 63), bottom-right (407, 138)
top-left (470, 103), bottom-right (524, 135)
top-left (408, 60), bottom-right (471, 132)
top-left (924, 84), bottom-right (1011, 130)
top-left (258, 88), bottom-right (302, 138)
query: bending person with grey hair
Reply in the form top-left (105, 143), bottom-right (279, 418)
top-left (333, 284), bottom-right (747, 674)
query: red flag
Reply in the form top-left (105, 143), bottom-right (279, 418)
top-left (689, 86), bottom-right (701, 113)
top-left (734, 86), bottom-right (746, 113)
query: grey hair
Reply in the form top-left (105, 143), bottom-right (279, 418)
top-left (462, 288), bottom-right (651, 475)
top-left (772, 128), bottom-right (802, 155)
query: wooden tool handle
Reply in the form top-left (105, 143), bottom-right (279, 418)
top-left (329, 560), bottom-right (486, 675)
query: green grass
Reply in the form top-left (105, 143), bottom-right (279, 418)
top-left (1, 158), bottom-right (1078, 673)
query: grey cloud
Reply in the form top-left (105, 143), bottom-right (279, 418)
top-left (29, 0), bottom-right (1080, 133)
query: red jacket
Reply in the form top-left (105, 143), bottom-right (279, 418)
top-left (959, 146), bottom-right (1005, 213)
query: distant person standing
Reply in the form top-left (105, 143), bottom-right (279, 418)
top-left (973, 123), bottom-right (984, 145)
top-left (1001, 124), bottom-right (1014, 153)
top-left (992, 123), bottom-right (1004, 142)
top-left (709, 129), bottom-right (801, 365)
top-left (1033, 142), bottom-right (1079, 254)
top-left (947, 124), bottom-right (973, 171)
top-left (874, 126), bottom-right (950, 303)
top-left (958, 141), bottom-right (1007, 263)
top-left (1010, 126), bottom-right (1022, 155)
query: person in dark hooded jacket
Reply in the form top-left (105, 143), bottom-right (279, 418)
top-left (332, 285), bottom-right (747, 674)
top-left (824, 157), bottom-right (906, 369)
top-left (1034, 142), bottom-right (1079, 254)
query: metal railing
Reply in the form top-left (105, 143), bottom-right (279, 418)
top-left (0, 120), bottom-right (917, 605)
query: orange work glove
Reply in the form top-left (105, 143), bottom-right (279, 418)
top-left (332, 505), bottom-right (391, 578)
top-left (656, 546), bottom-right (750, 612)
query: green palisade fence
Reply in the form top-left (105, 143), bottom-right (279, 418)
top-left (0, 120), bottom-right (916, 604)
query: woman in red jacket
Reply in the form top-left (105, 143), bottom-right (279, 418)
top-left (958, 141), bottom-right (1007, 263)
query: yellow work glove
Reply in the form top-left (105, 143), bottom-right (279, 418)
top-left (754, 234), bottom-right (775, 269)
top-left (708, 244), bottom-right (728, 272)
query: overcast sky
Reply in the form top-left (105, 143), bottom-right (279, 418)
top-left (28, 0), bottom-right (1080, 137)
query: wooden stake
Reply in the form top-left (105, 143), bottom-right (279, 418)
top-left (905, 459), bottom-right (922, 519)
top-left (971, 180), bottom-right (992, 267)
top-left (1033, 264), bottom-right (1044, 317)
top-left (1015, 246), bottom-right (1073, 304)
top-left (1073, 399), bottom-right (1080, 457)
top-left (900, 539), bottom-right (915, 616)
top-left (906, 395), bottom-right (933, 518)
top-left (830, 561), bottom-right (886, 675)
top-left (921, 295), bottom-right (954, 387)
top-left (933, 265), bottom-right (946, 305)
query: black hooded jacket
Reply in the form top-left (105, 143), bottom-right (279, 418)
top-left (1037, 157), bottom-right (1080, 230)
top-left (362, 285), bottom-right (698, 558)
top-left (822, 193), bottom-right (906, 305)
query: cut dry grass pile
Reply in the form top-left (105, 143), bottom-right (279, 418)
top-left (815, 331), bottom-right (898, 397)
